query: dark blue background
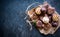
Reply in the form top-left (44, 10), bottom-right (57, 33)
top-left (0, 0), bottom-right (60, 37)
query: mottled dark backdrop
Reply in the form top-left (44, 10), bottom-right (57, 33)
top-left (0, 0), bottom-right (60, 37)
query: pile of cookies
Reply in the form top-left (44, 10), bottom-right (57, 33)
top-left (27, 2), bottom-right (59, 35)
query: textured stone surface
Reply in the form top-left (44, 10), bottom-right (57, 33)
top-left (0, 0), bottom-right (60, 37)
